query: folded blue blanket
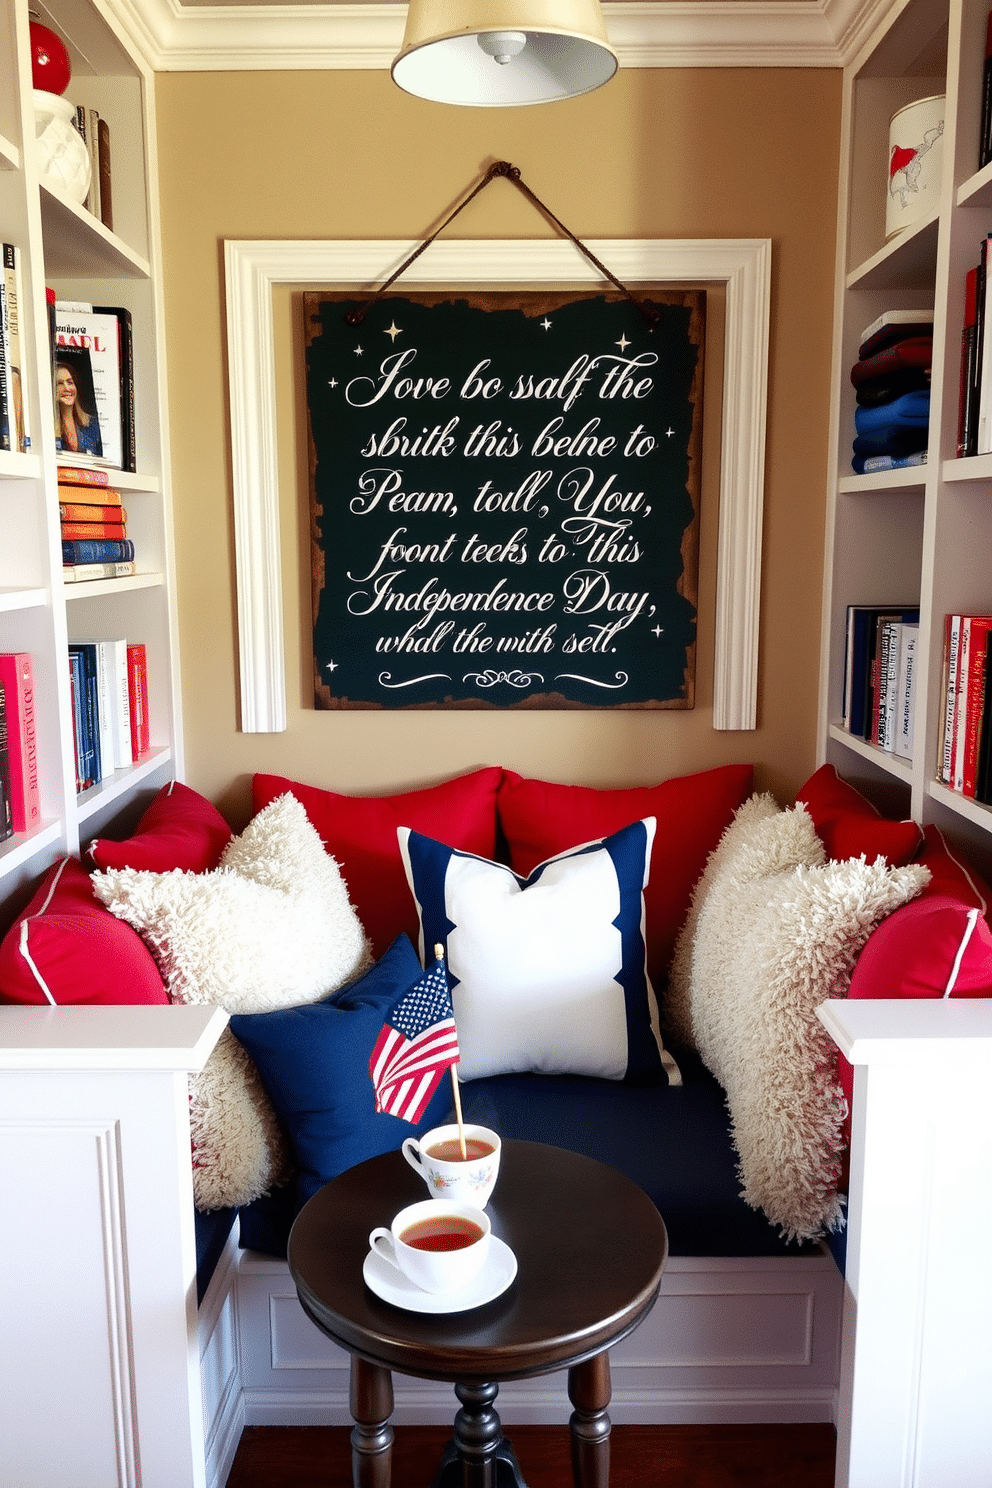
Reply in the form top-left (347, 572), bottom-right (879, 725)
top-left (855, 389), bottom-right (930, 436)
top-left (852, 430), bottom-right (928, 457)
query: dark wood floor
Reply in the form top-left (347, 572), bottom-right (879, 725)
top-left (226, 1423), bottom-right (836, 1488)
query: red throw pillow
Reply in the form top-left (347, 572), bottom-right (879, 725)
top-left (838, 893), bottom-right (992, 1140)
top-left (251, 768), bottom-right (504, 958)
top-left (794, 764), bottom-right (922, 864)
top-left (496, 764), bottom-right (754, 986)
top-left (0, 856), bottom-right (167, 1006)
top-left (86, 780), bottom-right (233, 873)
top-left (912, 823), bottom-right (992, 919)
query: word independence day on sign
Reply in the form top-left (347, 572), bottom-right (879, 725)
top-left (305, 290), bottom-right (704, 710)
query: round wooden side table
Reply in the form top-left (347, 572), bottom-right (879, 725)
top-left (288, 1138), bottom-right (668, 1488)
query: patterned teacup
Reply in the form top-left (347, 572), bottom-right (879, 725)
top-left (401, 1123), bottom-right (501, 1207)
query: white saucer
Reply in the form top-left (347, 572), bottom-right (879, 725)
top-left (363, 1236), bottom-right (517, 1314)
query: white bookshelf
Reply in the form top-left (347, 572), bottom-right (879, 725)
top-left (0, 0), bottom-right (181, 916)
top-left (819, 0), bottom-right (992, 873)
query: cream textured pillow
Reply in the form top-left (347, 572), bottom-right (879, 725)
top-left (670, 794), bottom-right (929, 1240)
top-left (93, 792), bottom-right (372, 1209)
top-left (189, 1028), bottom-right (292, 1211)
top-left (667, 794), bottom-right (824, 1049)
top-left (93, 792), bottom-right (371, 1014)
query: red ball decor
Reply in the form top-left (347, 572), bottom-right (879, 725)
top-left (29, 20), bottom-right (72, 95)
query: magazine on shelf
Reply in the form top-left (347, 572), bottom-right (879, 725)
top-left (54, 305), bottom-right (125, 469)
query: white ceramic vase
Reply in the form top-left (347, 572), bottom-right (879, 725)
top-left (33, 89), bottom-right (91, 205)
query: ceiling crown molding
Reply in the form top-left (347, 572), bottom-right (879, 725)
top-left (102, 0), bottom-right (889, 73)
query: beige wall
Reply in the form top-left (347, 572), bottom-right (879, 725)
top-left (156, 65), bottom-right (841, 829)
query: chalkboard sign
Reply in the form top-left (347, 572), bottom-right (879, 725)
top-left (305, 289), bottom-right (704, 710)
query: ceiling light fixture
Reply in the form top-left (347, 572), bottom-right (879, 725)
top-left (391, 0), bottom-right (618, 107)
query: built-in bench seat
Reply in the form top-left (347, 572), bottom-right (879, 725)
top-left (5, 763), bottom-right (992, 1486)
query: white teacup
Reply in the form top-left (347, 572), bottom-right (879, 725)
top-left (368, 1199), bottom-right (491, 1294)
top-left (401, 1123), bottom-right (501, 1207)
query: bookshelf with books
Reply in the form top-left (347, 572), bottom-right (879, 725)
top-left (819, 0), bottom-right (992, 875)
top-left (0, 0), bottom-right (181, 909)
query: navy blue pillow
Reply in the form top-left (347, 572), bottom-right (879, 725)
top-left (230, 934), bottom-right (452, 1206)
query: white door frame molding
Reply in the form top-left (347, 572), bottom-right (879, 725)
top-left (224, 237), bottom-right (770, 732)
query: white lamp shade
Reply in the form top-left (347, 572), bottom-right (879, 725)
top-left (392, 0), bottom-right (618, 106)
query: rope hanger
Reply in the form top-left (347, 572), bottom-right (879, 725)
top-left (344, 160), bottom-right (661, 330)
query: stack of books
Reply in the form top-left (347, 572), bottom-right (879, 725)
top-left (843, 604), bottom-right (921, 756)
top-left (850, 311), bottom-right (933, 474)
top-left (59, 464), bottom-right (135, 581)
top-left (67, 639), bottom-right (149, 793)
top-left (938, 614), bottom-right (992, 800)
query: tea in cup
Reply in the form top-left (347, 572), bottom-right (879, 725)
top-left (368, 1199), bottom-right (491, 1293)
top-left (402, 1123), bottom-right (501, 1207)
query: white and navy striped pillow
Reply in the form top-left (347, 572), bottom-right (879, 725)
top-left (399, 817), bottom-right (680, 1086)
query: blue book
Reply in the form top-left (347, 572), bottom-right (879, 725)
top-left (67, 650), bottom-right (92, 791)
top-left (62, 538), bottom-right (135, 564)
top-left (68, 643), bottom-right (102, 785)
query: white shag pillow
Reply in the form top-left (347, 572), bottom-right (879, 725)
top-left (670, 794), bottom-right (929, 1241)
top-left (189, 1028), bottom-right (293, 1211)
top-left (93, 792), bottom-right (372, 1209)
top-left (667, 793), bottom-right (823, 1049)
top-left (93, 792), bottom-right (371, 1013)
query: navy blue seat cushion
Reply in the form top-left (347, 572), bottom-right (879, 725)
top-left (239, 1046), bottom-right (823, 1261)
top-left (450, 1051), bottom-right (821, 1258)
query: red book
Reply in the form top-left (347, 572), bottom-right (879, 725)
top-left (960, 616), bottom-right (992, 796)
top-left (56, 465), bottom-right (114, 487)
top-left (60, 520), bottom-right (127, 541)
top-left (127, 643), bottom-right (149, 758)
top-left (0, 653), bottom-right (40, 833)
top-left (59, 503), bottom-right (127, 524)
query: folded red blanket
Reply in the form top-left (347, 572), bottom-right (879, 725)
top-left (851, 336), bottom-right (932, 387)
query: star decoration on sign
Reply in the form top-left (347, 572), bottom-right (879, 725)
top-left (385, 321), bottom-right (402, 342)
top-left (328, 377), bottom-right (338, 389)
top-left (616, 333), bottom-right (631, 352)
top-left (354, 345), bottom-right (364, 357)
top-left (666, 427), bottom-right (675, 438)
top-left (325, 660), bottom-right (338, 672)
top-left (540, 318), bottom-right (553, 331)
top-left (652, 626), bottom-right (664, 639)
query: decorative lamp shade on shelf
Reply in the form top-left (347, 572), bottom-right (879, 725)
top-left (391, 0), bottom-right (618, 106)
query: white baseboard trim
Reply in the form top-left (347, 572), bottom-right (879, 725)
top-left (206, 1386), bottom-right (245, 1488)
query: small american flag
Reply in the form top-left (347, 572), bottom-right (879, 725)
top-left (369, 955), bottom-right (460, 1123)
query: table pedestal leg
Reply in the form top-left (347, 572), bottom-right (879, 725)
top-left (568, 1352), bottom-right (611, 1488)
top-left (431, 1382), bottom-right (529, 1488)
top-left (350, 1357), bottom-right (394, 1488)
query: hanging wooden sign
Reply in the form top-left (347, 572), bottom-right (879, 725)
top-left (305, 288), bottom-right (704, 710)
